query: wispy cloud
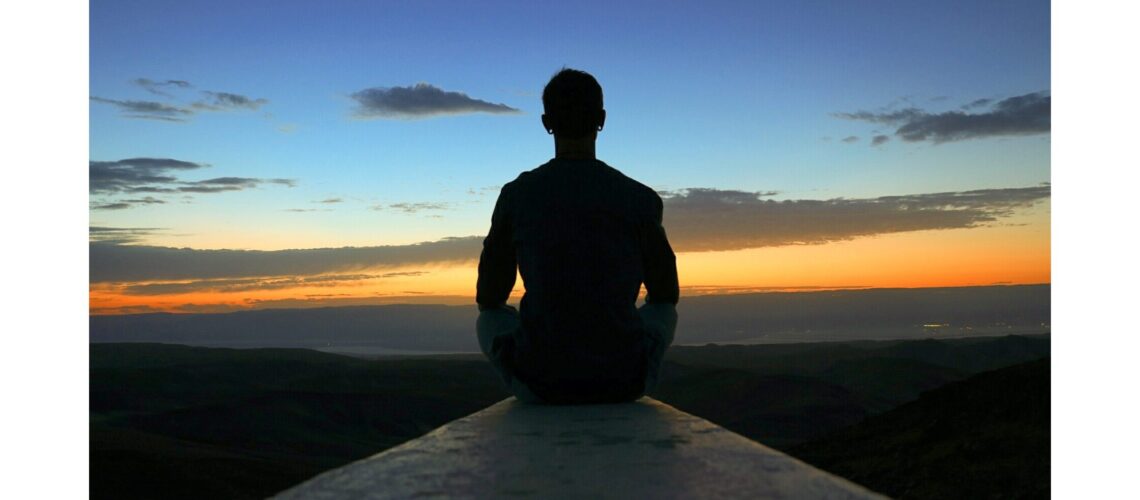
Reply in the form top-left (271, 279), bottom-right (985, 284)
top-left (89, 158), bottom-right (295, 209)
top-left (90, 158), bottom-right (206, 194)
top-left (316, 197), bottom-right (343, 204)
top-left (178, 177), bottom-right (295, 193)
top-left (834, 91), bottom-right (1050, 144)
top-left (91, 202), bottom-right (132, 211)
top-left (371, 201), bottom-right (452, 214)
top-left (871, 134), bottom-right (890, 146)
top-left (841, 136), bottom-right (859, 144)
top-left (118, 272), bottom-right (426, 296)
top-left (961, 98), bottom-right (993, 110)
top-left (660, 185), bottom-right (1050, 252)
top-left (89, 226), bottom-right (166, 245)
top-left (91, 196), bottom-right (167, 211)
top-left (193, 91), bottom-right (268, 111)
top-left (94, 78), bottom-right (269, 121)
top-left (132, 78), bottom-right (192, 97)
top-left (90, 159), bottom-right (295, 194)
top-left (350, 83), bottom-right (521, 119)
top-left (90, 96), bottom-right (193, 121)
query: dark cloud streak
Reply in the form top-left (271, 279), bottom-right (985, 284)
top-left (89, 226), bottom-right (166, 245)
top-left (90, 158), bottom-right (294, 199)
top-left (96, 79), bottom-right (268, 121)
top-left (660, 185), bottom-right (1050, 252)
top-left (90, 236), bottom-right (483, 283)
top-left (133, 78), bottom-right (192, 97)
top-left (835, 91), bottom-right (1050, 144)
top-left (193, 91), bottom-right (269, 111)
top-left (90, 158), bottom-right (205, 194)
top-left (351, 83), bottom-right (520, 119)
top-left (90, 96), bottom-right (193, 121)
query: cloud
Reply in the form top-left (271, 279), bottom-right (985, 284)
top-left (90, 96), bottom-right (193, 121)
top-left (123, 196), bottom-right (166, 205)
top-left (88, 185), bottom-right (1049, 284)
top-left (90, 158), bottom-right (295, 205)
top-left (90, 158), bottom-right (206, 194)
top-left (119, 273), bottom-right (411, 296)
top-left (178, 177), bottom-right (295, 193)
top-left (350, 83), bottom-right (521, 119)
top-left (660, 185), bottom-right (1050, 252)
top-left (133, 78), bottom-right (192, 97)
top-left (372, 202), bottom-right (452, 214)
top-left (841, 136), bottom-right (859, 143)
top-left (193, 91), bottom-right (269, 111)
top-left (871, 134), bottom-right (890, 146)
top-left (92, 196), bottom-right (167, 211)
top-left (91, 202), bottom-right (131, 211)
top-left (89, 236), bottom-right (483, 283)
top-left (834, 91), bottom-right (1050, 144)
top-left (95, 79), bottom-right (268, 121)
top-left (317, 197), bottom-right (343, 204)
top-left (89, 226), bottom-right (165, 245)
top-left (961, 98), bottom-right (993, 110)
top-left (466, 186), bottom-right (501, 198)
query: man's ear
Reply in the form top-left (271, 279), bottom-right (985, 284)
top-left (597, 109), bottom-right (607, 131)
top-left (541, 114), bottom-right (552, 134)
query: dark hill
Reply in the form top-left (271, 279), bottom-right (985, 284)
top-left (90, 343), bottom-right (511, 499)
top-left (788, 358), bottom-right (1050, 499)
top-left (91, 336), bottom-right (1048, 499)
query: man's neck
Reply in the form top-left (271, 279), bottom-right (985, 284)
top-left (553, 136), bottom-right (597, 160)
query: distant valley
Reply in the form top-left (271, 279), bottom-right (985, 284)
top-left (90, 284), bottom-right (1050, 353)
top-left (91, 334), bottom-right (1049, 499)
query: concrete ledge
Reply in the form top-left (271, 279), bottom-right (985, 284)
top-left (274, 397), bottom-right (886, 499)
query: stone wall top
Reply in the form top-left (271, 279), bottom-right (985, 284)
top-left (274, 397), bottom-right (886, 499)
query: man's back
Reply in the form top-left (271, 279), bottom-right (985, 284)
top-left (477, 158), bottom-right (678, 403)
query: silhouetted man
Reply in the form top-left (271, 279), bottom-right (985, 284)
top-left (476, 68), bottom-right (679, 404)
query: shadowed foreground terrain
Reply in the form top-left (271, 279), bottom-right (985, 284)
top-left (90, 335), bottom-right (1048, 499)
top-left (789, 358), bottom-right (1050, 499)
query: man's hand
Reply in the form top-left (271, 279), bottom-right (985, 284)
top-left (478, 303), bottom-right (518, 313)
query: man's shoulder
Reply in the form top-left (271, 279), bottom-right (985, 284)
top-left (501, 160), bottom-right (552, 188)
top-left (595, 161), bottom-right (661, 200)
top-left (503, 159), bottom-right (660, 204)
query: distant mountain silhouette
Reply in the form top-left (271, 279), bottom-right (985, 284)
top-left (788, 358), bottom-right (1050, 499)
top-left (90, 284), bottom-right (1050, 351)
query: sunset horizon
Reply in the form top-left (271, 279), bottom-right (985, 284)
top-left (89, 1), bottom-right (1050, 315)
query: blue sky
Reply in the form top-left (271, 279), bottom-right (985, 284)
top-left (91, 0), bottom-right (1051, 249)
top-left (83, 0), bottom-right (1054, 314)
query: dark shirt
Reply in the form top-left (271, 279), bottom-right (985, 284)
top-left (476, 158), bottom-right (679, 403)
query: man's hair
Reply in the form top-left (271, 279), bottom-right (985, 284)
top-left (542, 68), bottom-right (604, 139)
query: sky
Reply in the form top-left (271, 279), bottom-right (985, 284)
top-left (88, 0), bottom-right (1051, 314)
top-left (10, 2), bottom-right (1133, 495)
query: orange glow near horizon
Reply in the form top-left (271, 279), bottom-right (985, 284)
top-left (89, 215), bottom-right (1050, 315)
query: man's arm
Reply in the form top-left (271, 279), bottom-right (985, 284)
top-left (643, 194), bottom-right (679, 305)
top-left (476, 185), bottom-right (517, 310)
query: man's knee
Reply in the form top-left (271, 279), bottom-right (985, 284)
top-left (476, 306), bottom-right (519, 356)
top-left (639, 303), bottom-right (677, 343)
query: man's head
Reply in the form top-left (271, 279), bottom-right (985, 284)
top-left (542, 68), bottom-right (605, 140)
